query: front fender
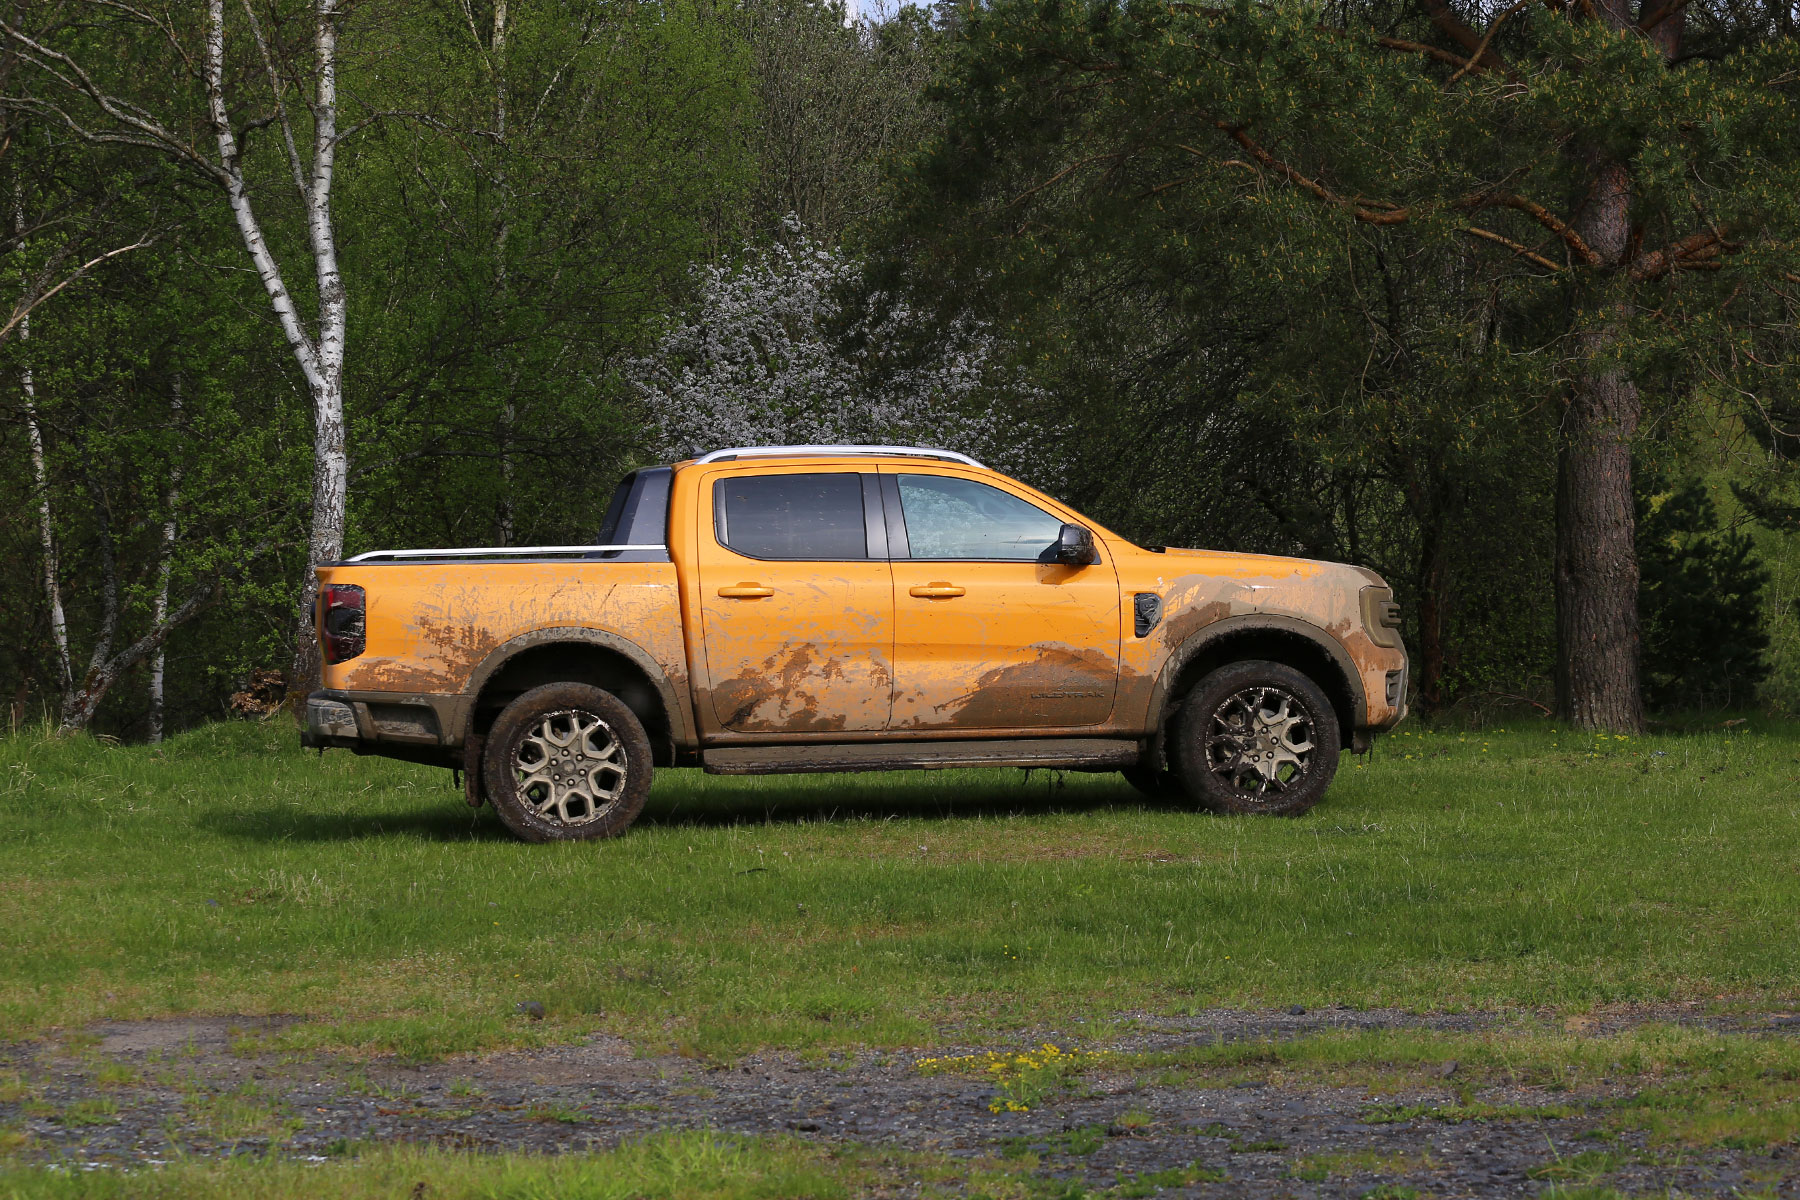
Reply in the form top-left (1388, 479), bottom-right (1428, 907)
top-left (1147, 613), bottom-right (1368, 731)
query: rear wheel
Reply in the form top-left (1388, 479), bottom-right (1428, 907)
top-left (1171, 660), bottom-right (1339, 816)
top-left (482, 682), bottom-right (653, 842)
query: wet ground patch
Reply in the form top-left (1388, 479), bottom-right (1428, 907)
top-left (5, 1007), bottom-right (1798, 1196)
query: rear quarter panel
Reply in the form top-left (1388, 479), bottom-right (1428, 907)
top-left (316, 561), bottom-right (688, 700)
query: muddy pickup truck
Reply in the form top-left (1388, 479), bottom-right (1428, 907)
top-left (303, 446), bottom-right (1408, 841)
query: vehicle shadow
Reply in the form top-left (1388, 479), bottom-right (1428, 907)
top-left (200, 806), bottom-right (517, 844)
top-left (637, 778), bottom-right (1161, 829)
top-left (206, 775), bottom-right (1162, 842)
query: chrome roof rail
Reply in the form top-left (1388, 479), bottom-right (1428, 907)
top-left (692, 444), bottom-right (986, 468)
top-left (344, 545), bottom-right (663, 562)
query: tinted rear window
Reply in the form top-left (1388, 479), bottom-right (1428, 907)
top-left (715, 473), bottom-right (867, 560)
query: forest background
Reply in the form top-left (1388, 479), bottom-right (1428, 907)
top-left (0, 0), bottom-right (1795, 741)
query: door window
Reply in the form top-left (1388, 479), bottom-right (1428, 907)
top-left (897, 474), bottom-right (1063, 561)
top-left (715, 473), bottom-right (866, 560)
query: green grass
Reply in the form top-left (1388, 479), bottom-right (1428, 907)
top-left (2, 717), bottom-right (1799, 1058)
top-left (1118, 1022), bottom-right (1800, 1148)
top-left (0, 1132), bottom-right (870, 1198)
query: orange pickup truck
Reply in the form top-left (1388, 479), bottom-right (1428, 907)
top-left (303, 446), bottom-right (1407, 841)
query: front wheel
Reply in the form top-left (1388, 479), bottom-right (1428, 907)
top-left (482, 682), bottom-right (654, 842)
top-left (1171, 660), bottom-right (1339, 816)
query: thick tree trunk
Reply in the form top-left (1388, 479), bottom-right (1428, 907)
top-left (1554, 156), bottom-right (1644, 732)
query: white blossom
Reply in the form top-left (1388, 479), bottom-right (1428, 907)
top-left (632, 220), bottom-right (1042, 474)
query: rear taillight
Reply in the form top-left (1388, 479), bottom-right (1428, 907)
top-left (320, 584), bottom-right (366, 664)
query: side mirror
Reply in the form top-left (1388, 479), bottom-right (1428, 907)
top-left (1053, 523), bottom-right (1098, 567)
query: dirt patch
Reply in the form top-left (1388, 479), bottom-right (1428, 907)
top-left (3, 1009), bottom-right (1797, 1195)
top-left (91, 1016), bottom-right (302, 1056)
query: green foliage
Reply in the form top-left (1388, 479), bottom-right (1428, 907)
top-left (880, 0), bottom-right (1800, 713)
top-left (341, 0), bottom-right (756, 552)
top-left (1637, 476), bottom-right (1770, 709)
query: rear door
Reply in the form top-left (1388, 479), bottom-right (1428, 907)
top-left (696, 468), bottom-right (895, 733)
top-left (883, 467), bottom-right (1121, 730)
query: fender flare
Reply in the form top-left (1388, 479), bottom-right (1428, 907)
top-left (463, 626), bottom-right (697, 751)
top-left (1147, 613), bottom-right (1367, 731)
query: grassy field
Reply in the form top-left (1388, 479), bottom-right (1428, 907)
top-left (0, 1131), bottom-right (885, 1199)
top-left (2, 716), bottom-right (1799, 1060)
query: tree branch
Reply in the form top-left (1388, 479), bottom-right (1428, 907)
top-left (0, 235), bottom-right (156, 345)
top-left (1460, 190), bottom-right (1601, 264)
top-left (1373, 34), bottom-right (1483, 71)
top-left (1414, 0), bottom-right (1513, 74)
top-left (238, 0), bottom-right (311, 205)
top-left (1196, 126), bottom-right (1412, 223)
top-left (1448, 0), bottom-right (1533, 84)
top-left (1010, 153), bottom-right (1123, 207)
top-left (0, 23), bottom-right (223, 180)
top-left (1464, 225), bottom-right (1564, 270)
top-left (1629, 229), bottom-right (1734, 280)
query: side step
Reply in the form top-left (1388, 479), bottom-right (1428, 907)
top-left (701, 738), bottom-right (1140, 776)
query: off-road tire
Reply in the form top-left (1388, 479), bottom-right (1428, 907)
top-left (482, 682), bottom-right (653, 842)
top-left (1171, 660), bottom-right (1339, 816)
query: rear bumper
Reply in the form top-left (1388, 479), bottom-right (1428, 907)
top-left (301, 688), bottom-right (468, 766)
top-left (303, 695), bottom-right (361, 744)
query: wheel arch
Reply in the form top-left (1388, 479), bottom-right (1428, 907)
top-left (1150, 615), bottom-right (1365, 749)
top-left (464, 628), bottom-right (695, 766)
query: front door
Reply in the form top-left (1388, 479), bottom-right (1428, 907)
top-left (697, 469), bottom-right (894, 733)
top-left (884, 468), bottom-right (1121, 730)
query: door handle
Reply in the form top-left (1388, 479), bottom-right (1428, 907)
top-left (717, 583), bottom-right (774, 598)
top-left (909, 583), bottom-right (966, 599)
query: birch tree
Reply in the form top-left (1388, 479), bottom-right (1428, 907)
top-left (1, 0), bottom-right (355, 692)
top-left (7, 138), bottom-right (154, 715)
top-left (147, 377), bottom-right (182, 743)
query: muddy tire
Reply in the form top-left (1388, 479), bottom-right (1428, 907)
top-left (1171, 660), bottom-right (1339, 816)
top-left (482, 682), bottom-right (653, 842)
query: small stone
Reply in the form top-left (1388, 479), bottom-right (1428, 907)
top-left (1436, 1060), bottom-right (1459, 1078)
top-left (787, 1119), bottom-right (820, 1132)
top-left (1287, 1005), bottom-right (1306, 1016)
top-left (516, 1001), bottom-right (546, 1020)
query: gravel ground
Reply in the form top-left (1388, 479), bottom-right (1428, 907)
top-left (5, 1007), bottom-right (1799, 1196)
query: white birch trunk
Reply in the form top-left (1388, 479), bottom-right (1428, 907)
top-left (22, 335), bottom-right (72, 697)
top-left (148, 377), bottom-right (182, 743)
top-left (202, 0), bottom-right (348, 693)
top-left (14, 183), bottom-right (72, 699)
